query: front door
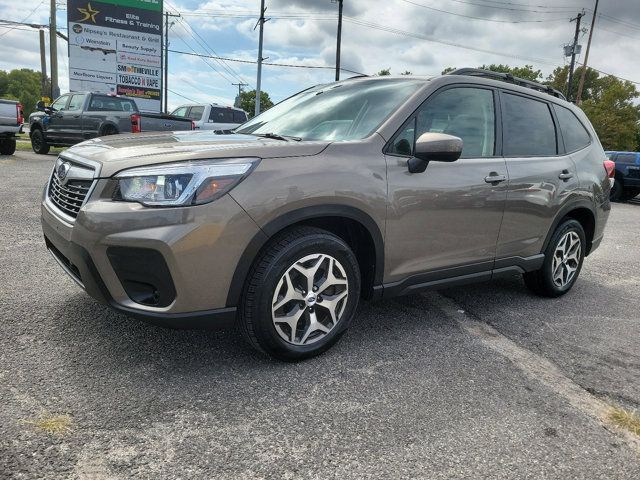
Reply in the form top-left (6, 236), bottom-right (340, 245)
top-left (384, 85), bottom-right (508, 286)
top-left (43, 94), bottom-right (70, 142)
top-left (58, 93), bottom-right (87, 142)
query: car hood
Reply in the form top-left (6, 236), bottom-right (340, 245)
top-left (61, 131), bottom-right (331, 177)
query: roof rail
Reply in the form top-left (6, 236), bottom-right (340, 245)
top-left (446, 68), bottom-right (566, 100)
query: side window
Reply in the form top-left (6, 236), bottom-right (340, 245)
top-left (67, 94), bottom-right (86, 111)
top-left (210, 107), bottom-right (234, 123)
top-left (388, 87), bottom-right (496, 158)
top-left (553, 104), bottom-right (591, 153)
top-left (171, 106), bottom-right (189, 117)
top-left (50, 95), bottom-right (69, 111)
top-left (503, 93), bottom-right (557, 156)
top-left (188, 106), bottom-right (205, 121)
top-left (233, 110), bottom-right (247, 123)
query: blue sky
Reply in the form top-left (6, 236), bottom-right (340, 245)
top-left (1, 0), bottom-right (639, 111)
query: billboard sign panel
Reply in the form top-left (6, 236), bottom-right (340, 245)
top-left (67, 0), bottom-right (163, 112)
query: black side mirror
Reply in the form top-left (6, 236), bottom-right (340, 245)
top-left (36, 100), bottom-right (45, 111)
top-left (408, 132), bottom-right (463, 173)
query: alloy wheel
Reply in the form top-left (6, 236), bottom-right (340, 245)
top-left (551, 231), bottom-right (581, 288)
top-left (271, 253), bottom-right (349, 345)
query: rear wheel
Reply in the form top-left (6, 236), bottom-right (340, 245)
top-left (524, 219), bottom-right (586, 297)
top-left (239, 226), bottom-right (360, 361)
top-left (610, 178), bottom-right (624, 202)
top-left (100, 125), bottom-right (118, 136)
top-left (0, 138), bottom-right (16, 155)
top-left (623, 187), bottom-right (640, 201)
top-left (31, 129), bottom-right (50, 155)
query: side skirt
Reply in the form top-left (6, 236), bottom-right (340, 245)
top-left (376, 254), bottom-right (544, 299)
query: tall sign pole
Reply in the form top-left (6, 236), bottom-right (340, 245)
top-left (255, 0), bottom-right (266, 117)
top-left (335, 0), bottom-right (343, 81)
top-left (39, 29), bottom-right (48, 98)
top-left (576, 0), bottom-right (599, 104)
top-left (50, 0), bottom-right (59, 98)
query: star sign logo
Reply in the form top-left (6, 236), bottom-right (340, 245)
top-left (77, 3), bottom-right (100, 23)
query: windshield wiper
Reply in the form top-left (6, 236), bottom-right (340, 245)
top-left (255, 132), bottom-right (302, 142)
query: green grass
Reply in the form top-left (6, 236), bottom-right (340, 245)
top-left (22, 412), bottom-right (73, 435)
top-left (609, 407), bottom-right (640, 436)
top-left (15, 140), bottom-right (65, 153)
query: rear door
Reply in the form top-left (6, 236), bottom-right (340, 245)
top-left (384, 85), bottom-right (508, 285)
top-left (496, 91), bottom-right (580, 262)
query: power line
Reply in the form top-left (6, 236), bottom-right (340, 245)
top-left (397, 0), bottom-right (570, 23)
top-left (0, 1), bottom-right (44, 37)
top-left (168, 88), bottom-right (197, 103)
top-left (168, 49), bottom-right (366, 75)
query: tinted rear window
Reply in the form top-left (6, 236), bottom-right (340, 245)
top-left (210, 107), bottom-right (234, 123)
top-left (502, 93), bottom-right (556, 157)
top-left (553, 105), bottom-right (591, 153)
top-left (233, 110), bottom-right (247, 123)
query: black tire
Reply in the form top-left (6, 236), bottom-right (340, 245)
top-left (239, 226), bottom-right (360, 361)
top-left (623, 188), bottom-right (640, 201)
top-left (523, 219), bottom-right (586, 298)
top-left (610, 177), bottom-right (624, 202)
top-left (100, 125), bottom-right (118, 136)
top-left (0, 138), bottom-right (16, 155)
top-left (31, 129), bottom-right (50, 155)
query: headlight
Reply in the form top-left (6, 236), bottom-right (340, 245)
top-left (114, 158), bottom-right (259, 207)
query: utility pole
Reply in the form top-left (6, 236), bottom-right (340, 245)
top-left (254, 0), bottom-right (267, 117)
top-left (566, 11), bottom-right (584, 102)
top-left (49, 0), bottom-right (59, 98)
top-left (163, 12), bottom-right (180, 113)
top-left (39, 29), bottom-right (48, 99)
top-left (334, 0), bottom-right (343, 81)
top-left (232, 82), bottom-right (248, 108)
top-left (576, 0), bottom-right (599, 104)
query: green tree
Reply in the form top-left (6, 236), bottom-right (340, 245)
top-left (238, 90), bottom-right (274, 118)
top-left (479, 64), bottom-right (543, 82)
top-left (581, 76), bottom-right (640, 151)
top-left (400, 70), bottom-right (412, 76)
top-left (546, 66), bottom-right (599, 100)
top-left (377, 68), bottom-right (391, 76)
top-left (441, 67), bottom-right (456, 75)
top-left (0, 69), bottom-right (45, 118)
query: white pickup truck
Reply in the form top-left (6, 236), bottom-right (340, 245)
top-left (0, 99), bottom-right (23, 155)
top-left (170, 103), bottom-right (248, 131)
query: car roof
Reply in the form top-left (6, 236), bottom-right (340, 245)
top-left (174, 103), bottom-right (246, 112)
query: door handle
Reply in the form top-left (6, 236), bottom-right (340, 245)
top-left (484, 173), bottom-right (506, 184)
top-left (559, 170), bottom-right (573, 181)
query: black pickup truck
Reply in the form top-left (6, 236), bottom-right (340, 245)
top-left (606, 151), bottom-right (640, 202)
top-left (29, 92), bottom-right (193, 154)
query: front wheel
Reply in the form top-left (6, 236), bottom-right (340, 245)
top-left (0, 138), bottom-right (16, 155)
top-left (239, 227), bottom-right (360, 361)
top-left (31, 129), bottom-right (50, 155)
top-left (524, 219), bottom-right (586, 297)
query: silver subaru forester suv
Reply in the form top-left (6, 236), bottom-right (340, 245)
top-left (42, 69), bottom-right (612, 360)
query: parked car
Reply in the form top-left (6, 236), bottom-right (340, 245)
top-left (41, 69), bottom-right (612, 361)
top-left (28, 92), bottom-right (194, 154)
top-left (0, 98), bottom-right (23, 155)
top-left (605, 151), bottom-right (640, 202)
top-left (170, 103), bottom-right (248, 131)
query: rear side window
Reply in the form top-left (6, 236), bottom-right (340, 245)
top-left (502, 93), bottom-right (556, 156)
top-left (553, 105), bottom-right (591, 153)
top-left (233, 110), bottom-right (247, 123)
top-left (210, 107), bottom-right (234, 123)
top-left (617, 153), bottom-right (638, 164)
top-left (89, 96), bottom-right (136, 112)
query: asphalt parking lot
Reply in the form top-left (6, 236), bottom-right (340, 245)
top-left (1, 150), bottom-right (639, 479)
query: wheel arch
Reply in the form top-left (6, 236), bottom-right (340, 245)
top-left (99, 121), bottom-right (119, 136)
top-left (542, 201), bottom-right (596, 256)
top-left (226, 205), bottom-right (385, 307)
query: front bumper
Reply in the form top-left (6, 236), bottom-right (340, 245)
top-left (41, 181), bottom-right (262, 328)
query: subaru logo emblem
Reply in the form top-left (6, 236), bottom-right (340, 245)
top-left (57, 162), bottom-right (71, 181)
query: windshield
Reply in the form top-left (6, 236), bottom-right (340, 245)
top-left (236, 79), bottom-right (424, 141)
